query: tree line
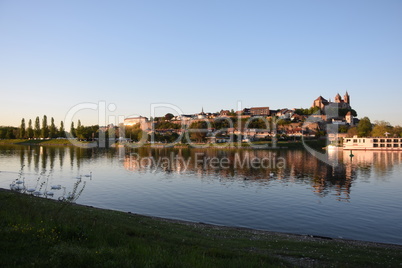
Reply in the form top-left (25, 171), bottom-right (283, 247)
top-left (347, 117), bottom-right (402, 138)
top-left (0, 116), bottom-right (103, 141)
top-left (0, 116), bottom-right (64, 139)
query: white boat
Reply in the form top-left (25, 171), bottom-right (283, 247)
top-left (343, 136), bottom-right (402, 150)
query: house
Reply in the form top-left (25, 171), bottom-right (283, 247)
top-left (286, 128), bottom-right (304, 137)
top-left (291, 114), bottom-right (305, 122)
top-left (276, 109), bottom-right (294, 119)
top-left (236, 108), bottom-right (251, 115)
top-left (345, 111), bottom-right (354, 126)
top-left (250, 107), bottom-right (270, 116)
top-left (220, 110), bottom-right (230, 117)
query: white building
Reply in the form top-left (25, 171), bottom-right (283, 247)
top-left (124, 116), bottom-right (148, 126)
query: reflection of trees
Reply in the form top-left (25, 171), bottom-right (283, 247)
top-left (48, 147), bottom-right (56, 170)
top-left (371, 152), bottom-right (396, 178)
top-left (41, 147), bottom-right (47, 170)
top-left (59, 147), bottom-right (65, 168)
top-left (5, 145), bottom-right (401, 202)
top-left (310, 164), bottom-right (352, 201)
top-left (122, 148), bottom-right (402, 201)
top-left (69, 146), bottom-right (75, 169)
top-left (3, 145), bottom-right (108, 173)
top-left (33, 146), bottom-right (40, 172)
top-left (19, 148), bottom-right (25, 167)
top-left (27, 146), bottom-right (32, 167)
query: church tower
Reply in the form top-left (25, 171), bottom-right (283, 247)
top-left (344, 91), bottom-right (350, 105)
top-left (334, 93), bottom-right (342, 103)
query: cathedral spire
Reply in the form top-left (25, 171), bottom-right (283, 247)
top-left (344, 91), bottom-right (350, 104)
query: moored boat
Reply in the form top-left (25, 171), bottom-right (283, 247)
top-left (343, 136), bottom-right (402, 150)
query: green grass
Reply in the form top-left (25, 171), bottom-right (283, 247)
top-left (0, 139), bottom-right (28, 144)
top-left (0, 139), bottom-right (89, 146)
top-left (1, 190), bottom-right (401, 267)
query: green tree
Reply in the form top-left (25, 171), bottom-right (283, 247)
top-left (49, 117), bottom-right (57, 138)
top-left (357, 117), bottom-right (372, 137)
top-left (125, 124), bottom-right (144, 142)
top-left (164, 113), bottom-right (174, 121)
top-left (154, 121), bottom-right (181, 130)
top-left (371, 121), bottom-right (392, 137)
top-left (338, 125), bottom-right (349, 133)
top-left (41, 115), bottom-right (49, 138)
top-left (27, 119), bottom-right (34, 139)
top-left (19, 118), bottom-right (26, 139)
top-left (392, 125), bottom-right (402, 138)
top-left (59, 121), bottom-right (65, 138)
top-left (34, 116), bottom-right (41, 139)
top-left (228, 109), bottom-right (236, 116)
top-left (76, 120), bottom-right (84, 140)
top-left (189, 121), bottom-right (208, 142)
top-left (0, 127), bottom-right (15, 139)
top-left (70, 122), bottom-right (75, 137)
top-left (294, 107), bottom-right (320, 115)
top-left (0, 127), bottom-right (17, 139)
top-left (309, 106), bottom-right (321, 115)
top-left (347, 126), bottom-right (358, 137)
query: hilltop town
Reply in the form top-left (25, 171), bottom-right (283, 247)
top-left (123, 91), bottom-right (357, 143)
top-left (4, 91), bottom-right (401, 143)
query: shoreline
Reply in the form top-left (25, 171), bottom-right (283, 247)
top-left (1, 187), bottom-right (401, 249)
top-left (1, 188), bottom-right (401, 267)
top-left (129, 211), bottom-right (402, 250)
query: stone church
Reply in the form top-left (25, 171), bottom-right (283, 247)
top-left (312, 91), bottom-right (351, 110)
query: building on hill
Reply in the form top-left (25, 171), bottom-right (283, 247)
top-left (345, 111), bottom-right (353, 126)
top-left (124, 116), bottom-right (148, 126)
top-left (250, 107), bottom-right (270, 116)
top-left (312, 91), bottom-right (351, 110)
top-left (124, 116), bottom-right (150, 131)
top-left (197, 108), bottom-right (207, 119)
top-left (312, 96), bottom-right (329, 110)
top-left (220, 110), bottom-right (230, 117)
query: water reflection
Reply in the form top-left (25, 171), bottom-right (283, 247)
top-left (3, 145), bottom-right (402, 203)
top-left (122, 148), bottom-right (402, 201)
top-left (4, 145), bottom-right (93, 203)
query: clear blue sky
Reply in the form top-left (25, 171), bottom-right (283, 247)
top-left (1, 0), bottom-right (401, 127)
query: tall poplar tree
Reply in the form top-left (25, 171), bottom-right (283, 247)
top-left (70, 122), bottom-right (75, 137)
top-left (19, 118), bottom-right (26, 139)
top-left (27, 119), bottom-right (34, 139)
top-left (49, 117), bottom-right (57, 138)
top-left (76, 120), bottom-right (83, 140)
top-left (34, 116), bottom-right (41, 139)
top-left (59, 121), bottom-right (65, 138)
top-left (41, 115), bottom-right (49, 138)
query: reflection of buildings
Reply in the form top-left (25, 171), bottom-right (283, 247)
top-left (11, 145), bottom-right (402, 202)
top-left (122, 148), bottom-right (402, 201)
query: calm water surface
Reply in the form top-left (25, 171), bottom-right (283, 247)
top-left (1, 145), bottom-right (401, 245)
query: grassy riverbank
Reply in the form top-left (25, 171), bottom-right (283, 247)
top-left (1, 189), bottom-right (401, 267)
top-left (0, 139), bottom-right (89, 146)
top-left (0, 138), bottom-right (326, 151)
